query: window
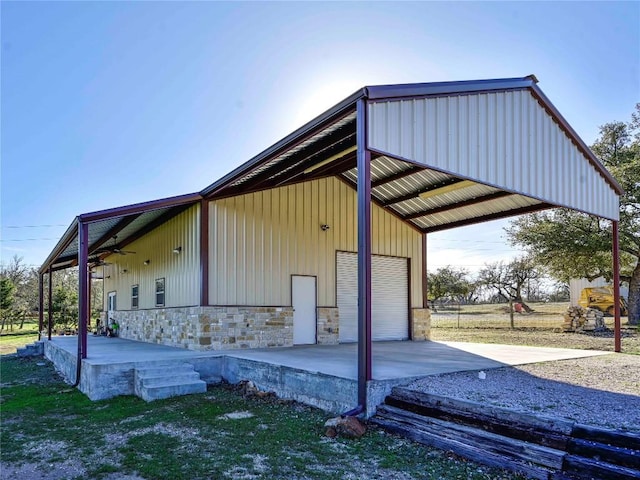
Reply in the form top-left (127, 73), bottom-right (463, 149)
top-left (155, 278), bottom-right (165, 307)
top-left (131, 285), bottom-right (139, 309)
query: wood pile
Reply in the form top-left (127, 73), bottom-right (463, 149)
top-left (562, 306), bottom-right (605, 332)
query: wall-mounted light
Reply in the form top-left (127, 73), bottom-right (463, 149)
top-left (143, 260), bottom-right (151, 265)
top-left (321, 224), bottom-right (330, 231)
top-left (121, 269), bottom-right (128, 274)
top-left (172, 246), bottom-right (182, 254)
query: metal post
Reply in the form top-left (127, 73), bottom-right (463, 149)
top-left (79, 222), bottom-right (89, 359)
top-left (612, 220), bottom-right (621, 353)
top-left (48, 268), bottom-right (53, 340)
top-left (422, 234), bottom-right (428, 309)
top-left (38, 273), bottom-right (44, 340)
top-left (356, 98), bottom-right (372, 411)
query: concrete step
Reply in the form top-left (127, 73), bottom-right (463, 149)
top-left (134, 363), bottom-right (206, 402)
top-left (138, 380), bottom-right (207, 402)
top-left (16, 341), bottom-right (44, 357)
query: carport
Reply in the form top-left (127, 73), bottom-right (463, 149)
top-left (201, 75), bottom-right (623, 414)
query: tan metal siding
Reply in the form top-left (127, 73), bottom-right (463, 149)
top-left (209, 177), bottom-right (423, 308)
top-left (368, 91), bottom-right (619, 220)
top-left (102, 205), bottom-right (200, 310)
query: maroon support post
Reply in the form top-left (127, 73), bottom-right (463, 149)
top-left (612, 220), bottom-right (621, 353)
top-left (356, 98), bottom-right (372, 411)
top-left (48, 268), bottom-right (53, 340)
top-left (38, 273), bottom-right (44, 340)
top-left (79, 222), bottom-right (89, 359)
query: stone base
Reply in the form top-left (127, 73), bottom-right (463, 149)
top-left (411, 308), bottom-right (431, 340)
top-left (112, 306), bottom-right (293, 351)
top-left (317, 307), bottom-right (339, 344)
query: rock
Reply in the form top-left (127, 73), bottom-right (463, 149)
top-left (324, 416), bottom-right (366, 438)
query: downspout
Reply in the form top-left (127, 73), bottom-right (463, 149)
top-left (612, 220), bottom-right (621, 353)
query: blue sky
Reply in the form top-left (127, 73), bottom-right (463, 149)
top-left (2, 1), bottom-right (638, 272)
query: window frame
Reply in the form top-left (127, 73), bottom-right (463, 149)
top-left (155, 278), bottom-right (165, 307)
top-left (131, 284), bottom-right (139, 310)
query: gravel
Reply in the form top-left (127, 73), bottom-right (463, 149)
top-left (407, 353), bottom-right (640, 432)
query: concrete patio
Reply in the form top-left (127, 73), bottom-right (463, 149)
top-left (43, 336), bottom-right (610, 415)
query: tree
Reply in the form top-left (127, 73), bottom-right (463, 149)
top-left (507, 105), bottom-right (640, 325)
top-left (477, 256), bottom-right (541, 328)
top-left (0, 277), bottom-right (16, 331)
top-left (427, 266), bottom-right (472, 306)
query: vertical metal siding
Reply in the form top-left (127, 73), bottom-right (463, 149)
top-left (209, 177), bottom-right (422, 307)
top-left (102, 205), bottom-right (200, 310)
top-left (368, 91), bottom-right (619, 220)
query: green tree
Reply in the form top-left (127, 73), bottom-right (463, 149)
top-left (507, 105), bottom-right (640, 325)
top-left (427, 266), bottom-right (472, 306)
top-left (0, 277), bottom-right (16, 330)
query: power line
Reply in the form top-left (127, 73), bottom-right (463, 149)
top-left (0, 238), bottom-right (58, 242)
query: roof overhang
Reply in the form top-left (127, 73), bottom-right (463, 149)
top-left (41, 75), bottom-right (622, 273)
top-left (39, 193), bottom-right (201, 274)
top-left (200, 75), bottom-right (621, 230)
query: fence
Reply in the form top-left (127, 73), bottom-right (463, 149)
top-left (429, 302), bottom-right (624, 330)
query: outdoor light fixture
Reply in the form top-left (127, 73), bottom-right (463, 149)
top-left (418, 180), bottom-right (476, 200)
top-left (172, 246), bottom-right (182, 254)
top-left (143, 260), bottom-right (150, 265)
top-left (321, 224), bottom-right (330, 231)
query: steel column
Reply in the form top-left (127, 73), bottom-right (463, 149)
top-left (79, 222), bottom-right (89, 359)
top-left (422, 234), bottom-right (428, 308)
top-left (38, 273), bottom-right (44, 340)
top-left (48, 268), bottom-right (53, 340)
top-left (612, 220), bottom-right (621, 353)
top-left (356, 98), bottom-right (372, 410)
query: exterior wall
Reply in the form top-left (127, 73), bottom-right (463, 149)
top-left (102, 205), bottom-right (200, 311)
top-left (114, 306), bottom-right (293, 351)
top-left (367, 90), bottom-right (619, 221)
top-left (411, 308), bottom-right (431, 341)
top-left (208, 177), bottom-right (423, 308)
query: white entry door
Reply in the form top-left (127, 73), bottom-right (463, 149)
top-left (107, 291), bottom-right (116, 318)
top-left (292, 275), bottom-right (317, 345)
top-left (337, 252), bottom-right (409, 342)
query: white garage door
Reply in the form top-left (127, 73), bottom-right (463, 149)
top-left (337, 252), bottom-right (409, 342)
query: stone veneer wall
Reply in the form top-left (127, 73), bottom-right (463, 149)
top-left (316, 307), bottom-right (339, 345)
top-left (114, 306), bottom-right (293, 351)
top-left (411, 308), bottom-right (431, 340)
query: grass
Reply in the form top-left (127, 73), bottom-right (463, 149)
top-left (1, 356), bottom-right (522, 480)
top-left (0, 317), bottom-right (40, 355)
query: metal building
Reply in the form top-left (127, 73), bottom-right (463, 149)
top-left (39, 75), bottom-right (622, 411)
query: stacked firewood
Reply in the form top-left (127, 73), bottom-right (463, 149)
top-left (562, 306), bottom-right (605, 332)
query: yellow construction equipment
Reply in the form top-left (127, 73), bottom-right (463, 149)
top-left (578, 286), bottom-right (628, 316)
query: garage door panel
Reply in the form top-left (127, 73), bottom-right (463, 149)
top-left (337, 252), bottom-right (408, 342)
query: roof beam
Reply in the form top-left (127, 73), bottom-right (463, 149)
top-left (212, 122), bottom-right (356, 198)
top-left (116, 203), bottom-right (194, 251)
top-left (421, 203), bottom-right (554, 233)
top-left (381, 178), bottom-right (469, 207)
top-left (88, 214), bottom-right (142, 255)
top-left (403, 191), bottom-right (514, 220)
top-left (335, 174), bottom-right (423, 233)
top-left (371, 165), bottom-right (424, 188)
